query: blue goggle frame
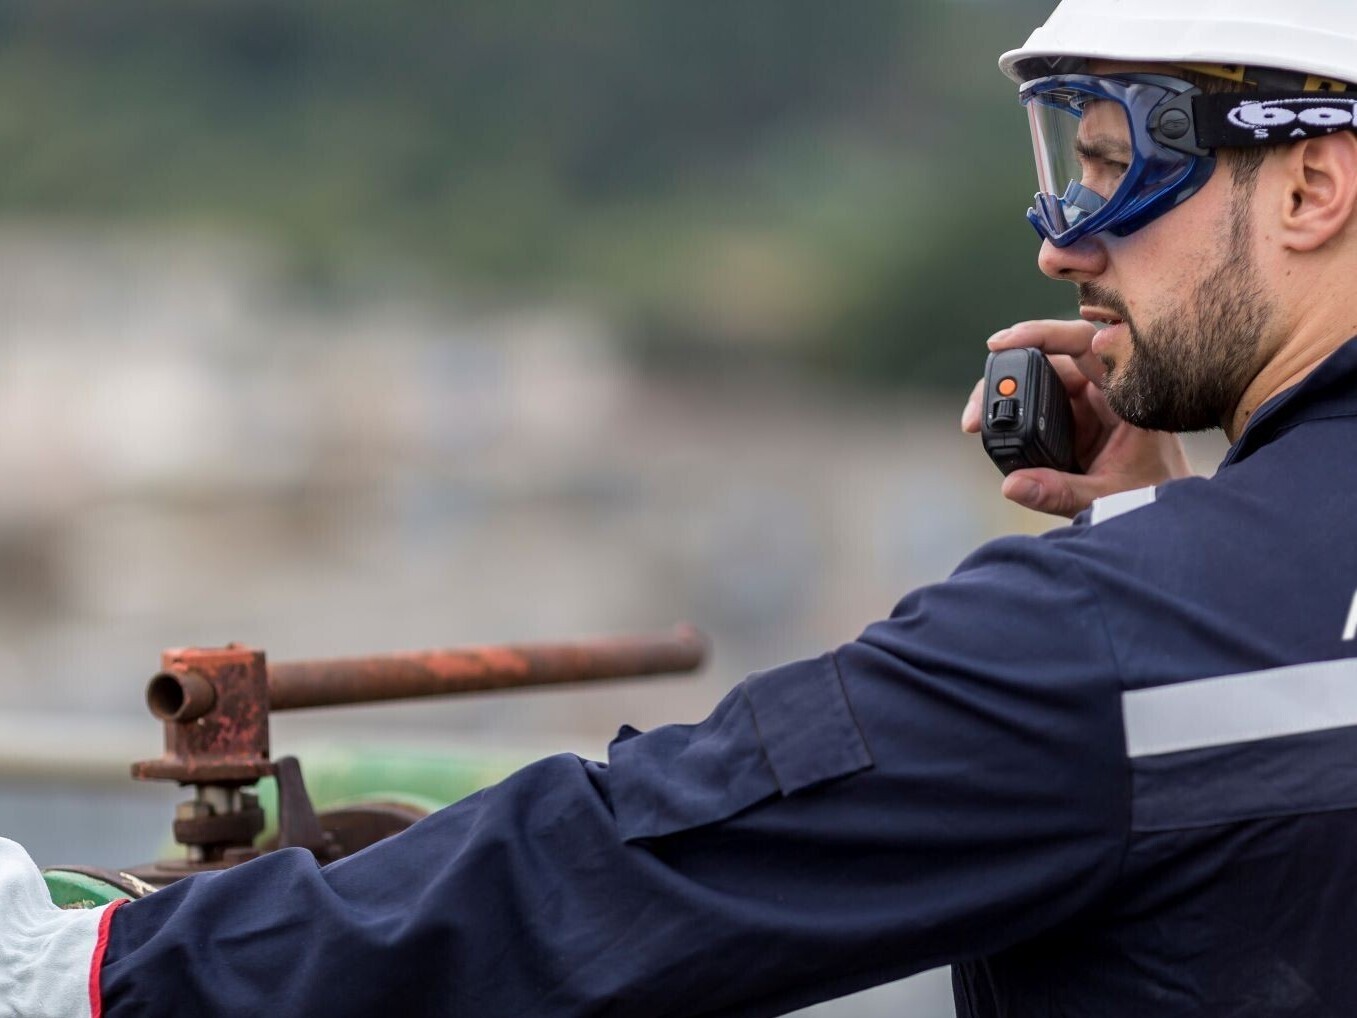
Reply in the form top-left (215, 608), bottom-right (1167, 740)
top-left (1019, 74), bottom-right (1216, 247)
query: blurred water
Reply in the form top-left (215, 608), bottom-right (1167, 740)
top-left (0, 783), bottom-right (178, 870)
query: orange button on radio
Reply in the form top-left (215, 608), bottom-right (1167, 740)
top-left (997, 376), bottom-right (1018, 397)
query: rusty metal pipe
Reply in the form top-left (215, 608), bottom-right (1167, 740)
top-left (147, 668), bottom-right (218, 723)
top-left (265, 625), bottom-right (707, 712)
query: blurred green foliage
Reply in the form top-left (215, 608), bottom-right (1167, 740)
top-left (0, 0), bottom-right (1068, 387)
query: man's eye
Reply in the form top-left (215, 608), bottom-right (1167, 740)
top-left (1088, 157), bottom-right (1128, 176)
top-left (1074, 156), bottom-right (1130, 200)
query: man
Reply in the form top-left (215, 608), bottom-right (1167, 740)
top-left (7, 1), bottom-right (1357, 1014)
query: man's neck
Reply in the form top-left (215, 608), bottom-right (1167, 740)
top-left (1227, 320), bottom-right (1356, 442)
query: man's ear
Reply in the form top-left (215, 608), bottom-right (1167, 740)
top-left (1277, 132), bottom-right (1357, 252)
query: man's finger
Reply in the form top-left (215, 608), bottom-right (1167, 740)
top-left (961, 378), bottom-right (985, 433)
top-left (988, 319), bottom-right (1096, 355)
top-left (1047, 354), bottom-right (1098, 397)
top-left (1000, 467), bottom-right (1102, 519)
top-left (988, 320), bottom-right (1105, 385)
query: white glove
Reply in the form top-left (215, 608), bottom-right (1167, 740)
top-left (0, 838), bottom-right (122, 1018)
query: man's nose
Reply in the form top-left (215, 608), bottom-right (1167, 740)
top-left (1037, 235), bottom-right (1107, 281)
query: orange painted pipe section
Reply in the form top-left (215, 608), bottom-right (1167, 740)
top-left (265, 625), bottom-right (707, 712)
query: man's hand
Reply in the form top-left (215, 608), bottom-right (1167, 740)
top-left (0, 837), bottom-right (121, 1018)
top-left (961, 320), bottom-right (1194, 518)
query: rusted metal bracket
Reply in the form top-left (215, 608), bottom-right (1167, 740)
top-left (126, 627), bottom-right (706, 887)
top-left (272, 756), bottom-right (337, 861)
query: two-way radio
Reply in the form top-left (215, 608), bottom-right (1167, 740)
top-left (980, 348), bottom-right (1081, 476)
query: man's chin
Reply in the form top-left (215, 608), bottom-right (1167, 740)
top-left (1090, 321), bottom-right (1130, 358)
top-left (1102, 371), bottom-right (1161, 430)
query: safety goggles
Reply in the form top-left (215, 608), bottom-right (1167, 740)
top-left (1019, 73), bottom-right (1215, 247)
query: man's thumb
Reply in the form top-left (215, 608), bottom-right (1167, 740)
top-left (1001, 468), bottom-right (1095, 519)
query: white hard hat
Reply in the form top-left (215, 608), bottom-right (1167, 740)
top-left (1000, 0), bottom-right (1357, 87)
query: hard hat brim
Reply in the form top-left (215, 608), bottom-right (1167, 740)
top-left (1000, 16), bottom-right (1357, 86)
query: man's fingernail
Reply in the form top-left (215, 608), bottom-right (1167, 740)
top-left (1011, 478), bottom-right (1041, 503)
top-left (986, 329), bottom-right (1010, 347)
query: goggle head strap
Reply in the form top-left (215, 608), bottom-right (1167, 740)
top-left (1190, 92), bottom-right (1357, 149)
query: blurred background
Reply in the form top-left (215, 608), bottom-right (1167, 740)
top-left (0, 1), bottom-right (1229, 1013)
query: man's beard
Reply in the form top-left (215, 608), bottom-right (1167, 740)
top-left (1079, 200), bottom-right (1274, 433)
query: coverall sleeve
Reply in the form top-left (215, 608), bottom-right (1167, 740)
top-left (99, 533), bottom-right (1131, 1018)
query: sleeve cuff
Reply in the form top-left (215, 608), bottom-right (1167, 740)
top-left (89, 898), bottom-right (129, 1018)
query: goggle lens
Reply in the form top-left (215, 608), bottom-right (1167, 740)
top-left (1026, 90), bottom-right (1134, 239)
top-left (1018, 74), bottom-right (1215, 246)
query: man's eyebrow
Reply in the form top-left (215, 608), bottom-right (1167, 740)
top-left (1075, 135), bottom-right (1132, 162)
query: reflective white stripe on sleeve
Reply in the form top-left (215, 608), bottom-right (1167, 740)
top-left (1090, 485), bottom-right (1157, 525)
top-left (1123, 658), bottom-right (1357, 758)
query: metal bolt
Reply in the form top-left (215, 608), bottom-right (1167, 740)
top-left (175, 800), bottom-right (212, 821)
top-left (199, 786), bottom-right (240, 815)
top-left (1158, 109), bottom-right (1191, 140)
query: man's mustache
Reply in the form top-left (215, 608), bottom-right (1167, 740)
top-left (1078, 282), bottom-right (1133, 325)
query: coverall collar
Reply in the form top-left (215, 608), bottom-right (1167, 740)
top-left (1221, 335), bottom-right (1357, 468)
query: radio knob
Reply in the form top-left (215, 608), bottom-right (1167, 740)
top-left (990, 398), bottom-right (1021, 431)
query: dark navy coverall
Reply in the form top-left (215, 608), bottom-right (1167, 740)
top-left (100, 339), bottom-right (1357, 1017)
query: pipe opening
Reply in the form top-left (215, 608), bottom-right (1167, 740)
top-left (147, 670), bottom-right (215, 722)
